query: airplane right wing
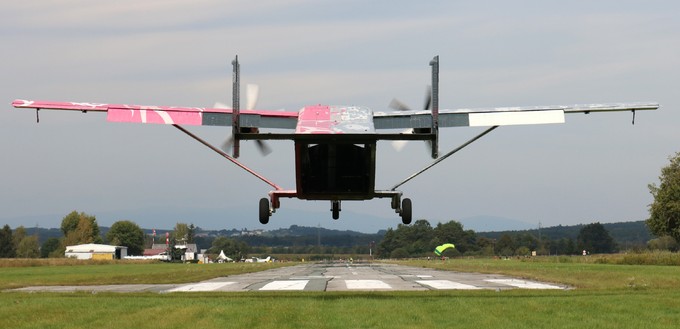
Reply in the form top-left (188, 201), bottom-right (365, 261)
top-left (373, 102), bottom-right (659, 129)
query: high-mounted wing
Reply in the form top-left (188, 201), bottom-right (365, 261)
top-left (373, 102), bottom-right (659, 129)
top-left (11, 100), bottom-right (299, 129)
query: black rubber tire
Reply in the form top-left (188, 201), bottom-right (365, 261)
top-left (259, 198), bottom-right (270, 224)
top-left (401, 198), bottom-right (412, 225)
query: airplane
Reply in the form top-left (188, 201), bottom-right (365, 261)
top-left (12, 56), bottom-right (658, 225)
top-left (244, 256), bottom-right (272, 263)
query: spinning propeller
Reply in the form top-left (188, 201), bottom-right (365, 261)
top-left (389, 86), bottom-right (432, 152)
top-left (214, 83), bottom-right (271, 156)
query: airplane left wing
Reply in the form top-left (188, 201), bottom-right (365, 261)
top-left (373, 102), bottom-right (659, 129)
top-left (11, 100), bottom-right (299, 129)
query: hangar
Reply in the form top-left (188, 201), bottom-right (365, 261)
top-left (65, 243), bottom-right (128, 260)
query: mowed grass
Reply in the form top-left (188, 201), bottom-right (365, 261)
top-left (0, 259), bottom-right (293, 290)
top-left (1, 256), bottom-right (680, 329)
top-left (399, 254), bottom-right (680, 290)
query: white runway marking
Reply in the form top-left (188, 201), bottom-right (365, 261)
top-left (345, 280), bottom-right (391, 290)
top-left (485, 279), bottom-right (562, 289)
top-left (417, 280), bottom-right (481, 290)
top-left (166, 282), bottom-right (235, 292)
top-left (259, 280), bottom-right (309, 291)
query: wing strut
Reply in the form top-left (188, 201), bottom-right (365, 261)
top-left (391, 125), bottom-right (499, 191)
top-left (172, 124), bottom-right (283, 191)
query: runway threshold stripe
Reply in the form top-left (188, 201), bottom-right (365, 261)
top-left (417, 280), bottom-right (481, 290)
top-left (345, 280), bottom-right (391, 289)
top-left (485, 279), bottom-right (562, 289)
top-left (166, 282), bottom-right (235, 292)
top-left (259, 280), bottom-right (309, 291)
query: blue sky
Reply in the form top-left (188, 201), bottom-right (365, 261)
top-left (1, 1), bottom-right (678, 233)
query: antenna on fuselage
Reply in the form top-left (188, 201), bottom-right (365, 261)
top-left (232, 55), bottom-right (241, 158)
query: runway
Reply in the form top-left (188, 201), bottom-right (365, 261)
top-left (11, 262), bottom-right (568, 293)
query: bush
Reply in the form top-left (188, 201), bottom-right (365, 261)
top-left (390, 248), bottom-right (409, 259)
top-left (648, 236), bottom-right (679, 252)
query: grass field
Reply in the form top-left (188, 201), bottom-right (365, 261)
top-left (1, 254), bottom-right (679, 329)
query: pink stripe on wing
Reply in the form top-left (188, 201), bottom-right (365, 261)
top-left (107, 109), bottom-right (202, 125)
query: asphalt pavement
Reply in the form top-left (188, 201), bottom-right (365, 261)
top-left (10, 262), bottom-right (568, 293)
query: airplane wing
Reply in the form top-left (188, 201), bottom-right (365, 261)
top-left (373, 102), bottom-right (659, 129)
top-left (11, 100), bottom-right (299, 129)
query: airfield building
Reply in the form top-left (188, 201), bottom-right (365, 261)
top-left (65, 243), bottom-right (128, 260)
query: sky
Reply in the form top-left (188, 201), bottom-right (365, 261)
top-left (1, 1), bottom-right (679, 233)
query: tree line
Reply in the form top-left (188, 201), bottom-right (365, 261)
top-left (377, 219), bottom-right (621, 258)
top-left (0, 211), bottom-right (187, 258)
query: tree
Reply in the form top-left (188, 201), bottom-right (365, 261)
top-left (41, 238), bottom-right (61, 258)
top-left (390, 247), bottom-right (409, 259)
top-left (16, 235), bottom-right (40, 258)
top-left (61, 211), bottom-right (81, 236)
top-left (496, 234), bottom-right (515, 256)
top-left (173, 223), bottom-right (195, 244)
top-left (13, 226), bottom-right (27, 251)
top-left (0, 225), bottom-right (15, 258)
top-left (209, 237), bottom-right (249, 260)
top-left (647, 152), bottom-right (680, 242)
top-left (60, 211), bottom-right (102, 245)
top-left (106, 220), bottom-right (145, 255)
top-left (647, 236), bottom-right (679, 251)
top-left (434, 221), bottom-right (478, 254)
top-left (377, 228), bottom-right (396, 258)
top-left (577, 222), bottom-right (616, 254)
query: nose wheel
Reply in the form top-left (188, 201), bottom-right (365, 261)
top-left (331, 200), bottom-right (341, 220)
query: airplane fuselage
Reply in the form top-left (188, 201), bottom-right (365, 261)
top-left (293, 105), bottom-right (377, 201)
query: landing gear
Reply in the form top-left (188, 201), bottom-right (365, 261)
top-left (400, 198), bottom-right (412, 224)
top-left (379, 191), bottom-right (413, 225)
top-left (331, 200), bottom-right (341, 220)
top-left (259, 198), bottom-right (270, 224)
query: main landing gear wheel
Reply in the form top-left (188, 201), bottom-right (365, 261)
top-left (259, 198), bottom-right (270, 224)
top-left (331, 201), bottom-right (341, 220)
top-left (400, 198), bottom-right (412, 224)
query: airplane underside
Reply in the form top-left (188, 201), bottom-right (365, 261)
top-left (260, 140), bottom-right (412, 225)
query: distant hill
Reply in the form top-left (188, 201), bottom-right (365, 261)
top-left (263, 225), bottom-right (384, 237)
top-left (477, 221), bottom-right (652, 248)
top-left (21, 221), bottom-right (652, 251)
top-left (236, 225), bottom-right (383, 248)
top-left (22, 227), bottom-right (63, 244)
top-left (458, 215), bottom-right (534, 232)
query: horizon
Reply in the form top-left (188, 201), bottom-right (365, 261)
top-left (12, 213), bottom-right (647, 236)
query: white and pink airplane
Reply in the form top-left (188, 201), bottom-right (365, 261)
top-left (12, 56), bottom-right (658, 225)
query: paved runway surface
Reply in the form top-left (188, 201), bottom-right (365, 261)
top-left (11, 262), bottom-right (568, 293)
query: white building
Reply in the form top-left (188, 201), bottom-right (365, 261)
top-left (65, 243), bottom-right (128, 260)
